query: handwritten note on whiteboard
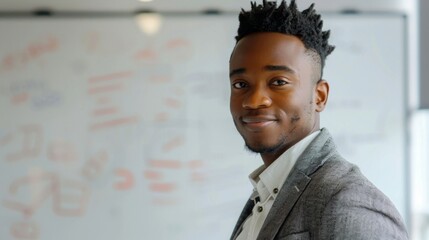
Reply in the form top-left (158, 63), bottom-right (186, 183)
top-left (0, 14), bottom-right (406, 240)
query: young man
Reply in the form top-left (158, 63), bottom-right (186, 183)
top-left (229, 1), bottom-right (408, 239)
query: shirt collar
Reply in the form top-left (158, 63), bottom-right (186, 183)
top-left (248, 130), bottom-right (320, 198)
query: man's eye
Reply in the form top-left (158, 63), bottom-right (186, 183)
top-left (232, 82), bottom-right (247, 89)
top-left (271, 79), bottom-right (288, 86)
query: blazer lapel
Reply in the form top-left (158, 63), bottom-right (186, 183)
top-left (256, 170), bottom-right (311, 240)
top-left (256, 128), bottom-right (337, 240)
top-left (231, 198), bottom-right (255, 240)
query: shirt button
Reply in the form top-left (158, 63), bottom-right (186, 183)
top-left (257, 206), bottom-right (263, 212)
top-left (273, 188), bottom-right (279, 194)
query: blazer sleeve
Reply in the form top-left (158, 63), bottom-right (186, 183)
top-left (319, 178), bottom-right (409, 240)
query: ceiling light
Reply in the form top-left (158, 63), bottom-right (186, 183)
top-left (135, 12), bottom-right (162, 35)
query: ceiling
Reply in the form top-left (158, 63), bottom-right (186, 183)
top-left (0, 0), bottom-right (416, 13)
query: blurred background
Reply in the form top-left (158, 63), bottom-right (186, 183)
top-left (0, 0), bottom-right (428, 239)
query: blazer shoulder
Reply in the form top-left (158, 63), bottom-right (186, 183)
top-left (311, 157), bottom-right (408, 239)
top-left (309, 154), bottom-right (363, 193)
top-left (311, 156), bottom-right (398, 217)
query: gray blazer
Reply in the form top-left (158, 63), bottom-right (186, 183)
top-left (231, 128), bottom-right (408, 240)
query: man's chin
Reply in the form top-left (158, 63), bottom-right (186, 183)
top-left (245, 142), bottom-right (282, 154)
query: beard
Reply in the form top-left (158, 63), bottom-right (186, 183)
top-left (232, 117), bottom-right (289, 155)
top-left (243, 134), bottom-right (287, 154)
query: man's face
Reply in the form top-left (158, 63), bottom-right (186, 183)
top-left (229, 32), bottom-right (327, 163)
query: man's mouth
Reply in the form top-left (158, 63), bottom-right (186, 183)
top-left (241, 116), bottom-right (277, 130)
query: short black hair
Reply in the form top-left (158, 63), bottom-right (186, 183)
top-left (235, 0), bottom-right (335, 76)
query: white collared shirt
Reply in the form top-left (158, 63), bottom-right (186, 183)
top-left (236, 131), bottom-right (320, 240)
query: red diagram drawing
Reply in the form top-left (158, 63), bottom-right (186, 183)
top-left (2, 125), bottom-right (43, 162)
top-left (86, 71), bottom-right (139, 132)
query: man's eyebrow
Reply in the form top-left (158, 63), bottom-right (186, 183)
top-left (229, 68), bottom-right (246, 78)
top-left (264, 65), bottom-right (296, 74)
top-left (229, 65), bottom-right (295, 78)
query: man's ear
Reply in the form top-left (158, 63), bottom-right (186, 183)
top-left (314, 79), bottom-right (329, 112)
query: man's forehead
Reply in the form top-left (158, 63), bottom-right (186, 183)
top-left (229, 32), bottom-right (322, 81)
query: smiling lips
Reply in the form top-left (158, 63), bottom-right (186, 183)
top-left (241, 116), bottom-right (277, 130)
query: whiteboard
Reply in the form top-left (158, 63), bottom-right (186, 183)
top-left (0, 14), bottom-right (407, 240)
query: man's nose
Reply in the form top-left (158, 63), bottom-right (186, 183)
top-left (242, 87), bottom-right (272, 109)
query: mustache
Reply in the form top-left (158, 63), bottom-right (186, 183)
top-left (241, 109), bottom-right (275, 116)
